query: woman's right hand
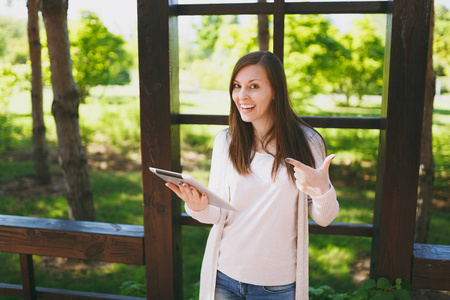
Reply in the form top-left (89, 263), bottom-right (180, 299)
top-left (165, 182), bottom-right (209, 211)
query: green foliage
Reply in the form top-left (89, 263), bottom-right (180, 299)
top-left (95, 102), bottom-right (140, 155)
top-left (183, 16), bottom-right (258, 91)
top-left (308, 278), bottom-right (411, 300)
top-left (70, 11), bottom-right (133, 102)
top-left (434, 5), bottom-right (450, 77)
top-left (0, 64), bottom-right (18, 153)
top-left (0, 16), bottom-right (28, 63)
top-left (283, 15), bottom-right (347, 110)
top-left (194, 15), bottom-right (226, 59)
top-left (186, 14), bottom-right (387, 108)
top-left (435, 5), bottom-right (450, 94)
top-left (120, 281), bottom-right (146, 296)
top-left (310, 285), bottom-right (348, 300)
top-left (350, 278), bottom-right (411, 300)
top-left (333, 17), bottom-right (384, 106)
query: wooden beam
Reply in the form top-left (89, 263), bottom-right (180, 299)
top-left (179, 214), bottom-right (373, 237)
top-left (412, 244), bottom-right (450, 290)
top-left (175, 114), bottom-right (385, 129)
top-left (172, 1), bottom-right (388, 16)
top-left (0, 215), bottom-right (144, 265)
top-left (137, 0), bottom-right (182, 298)
top-left (371, 0), bottom-right (433, 283)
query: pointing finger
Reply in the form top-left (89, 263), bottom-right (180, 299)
top-left (285, 157), bottom-right (308, 170)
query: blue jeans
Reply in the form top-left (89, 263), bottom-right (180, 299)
top-left (215, 270), bottom-right (295, 300)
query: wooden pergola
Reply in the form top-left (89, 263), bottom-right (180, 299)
top-left (0, 0), bottom-right (449, 299)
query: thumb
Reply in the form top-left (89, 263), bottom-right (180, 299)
top-left (319, 154), bottom-right (336, 172)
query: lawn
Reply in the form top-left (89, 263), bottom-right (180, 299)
top-left (0, 86), bottom-right (449, 299)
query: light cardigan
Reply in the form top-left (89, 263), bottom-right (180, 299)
top-left (185, 128), bottom-right (339, 300)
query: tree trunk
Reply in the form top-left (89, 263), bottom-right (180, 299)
top-left (40, 0), bottom-right (95, 221)
top-left (27, 0), bottom-right (51, 185)
top-left (415, 0), bottom-right (435, 243)
top-left (258, 0), bottom-right (269, 51)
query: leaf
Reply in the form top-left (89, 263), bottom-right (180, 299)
top-left (362, 279), bottom-right (376, 289)
top-left (377, 277), bottom-right (392, 290)
top-left (395, 278), bottom-right (403, 290)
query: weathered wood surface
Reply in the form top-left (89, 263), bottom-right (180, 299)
top-left (412, 244), bottom-right (450, 290)
top-left (138, 0), bottom-right (182, 298)
top-left (175, 114), bottom-right (385, 129)
top-left (371, 0), bottom-right (433, 283)
top-left (0, 215), bottom-right (144, 264)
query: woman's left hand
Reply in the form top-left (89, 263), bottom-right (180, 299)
top-left (285, 154), bottom-right (335, 197)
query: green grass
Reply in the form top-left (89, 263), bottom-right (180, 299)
top-left (1, 86), bottom-right (449, 299)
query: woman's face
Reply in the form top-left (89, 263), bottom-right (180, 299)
top-left (232, 64), bottom-right (275, 132)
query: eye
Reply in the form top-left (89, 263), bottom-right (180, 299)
top-left (250, 84), bottom-right (259, 89)
top-left (232, 83), bottom-right (241, 89)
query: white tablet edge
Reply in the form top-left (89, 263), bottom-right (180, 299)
top-left (149, 167), bottom-right (237, 211)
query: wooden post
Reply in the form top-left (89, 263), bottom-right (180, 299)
top-left (137, 0), bottom-right (182, 298)
top-left (273, 0), bottom-right (285, 62)
top-left (19, 254), bottom-right (36, 300)
top-left (371, 0), bottom-right (433, 283)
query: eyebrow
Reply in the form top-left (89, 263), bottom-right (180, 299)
top-left (233, 79), bottom-right (261, 83)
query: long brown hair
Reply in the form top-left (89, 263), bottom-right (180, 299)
top-left (228, 51), bottom-right (324, 182)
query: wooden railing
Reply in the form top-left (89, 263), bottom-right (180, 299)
top-left (0, 214), bottom-right (448, 298)
top-left (0, 215), bottom-right (144, 300)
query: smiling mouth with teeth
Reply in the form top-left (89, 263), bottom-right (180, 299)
top-left (241, 104), bottom-right (256, 110)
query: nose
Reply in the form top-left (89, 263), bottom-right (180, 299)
top-left (239, 87), bottom-right (249, 100)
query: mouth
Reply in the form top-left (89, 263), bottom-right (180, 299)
top-left (241, 104), bottom-right (256, 111)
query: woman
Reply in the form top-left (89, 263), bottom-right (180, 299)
top-left (166, 51), bottom-right (339, 300)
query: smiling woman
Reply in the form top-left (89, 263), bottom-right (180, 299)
top-left (165, 51), bottom-right (339, 300)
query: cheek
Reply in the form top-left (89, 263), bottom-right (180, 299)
top-left (232, 91), bottom-right (239, 104)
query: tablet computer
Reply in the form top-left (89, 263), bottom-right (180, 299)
top-left (149, 167), bottom-right (237, 211)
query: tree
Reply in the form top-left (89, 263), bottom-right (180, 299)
top-left (40, 0), bottom-right (95, 221)
top-left (70, 11), bottom-right (132, 103)
top-left (193, 15), bottom-right (225, 59)
top-left (27, 0), bottom-right (50, 185)
top-left (283, 15), bottom-right (346, 110)
top-left (190, 16), bottom-right (258, 90)
top-left (335, 17), bottom-right (384, 106)
top-left (0, 16), bottom-right (28, 64)
top-left (415, 0), bottom-right (435, 244)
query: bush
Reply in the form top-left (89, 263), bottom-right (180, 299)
top-left (309, 278), bottom-right (411, 300)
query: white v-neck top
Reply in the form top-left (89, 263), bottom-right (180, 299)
top-left (217, 150), bottom-right (298, 285)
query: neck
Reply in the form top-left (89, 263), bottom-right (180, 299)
top-left (252, 120), bottom-right (274, 141)
top-left (253, 124), bottom-right (276, 154)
